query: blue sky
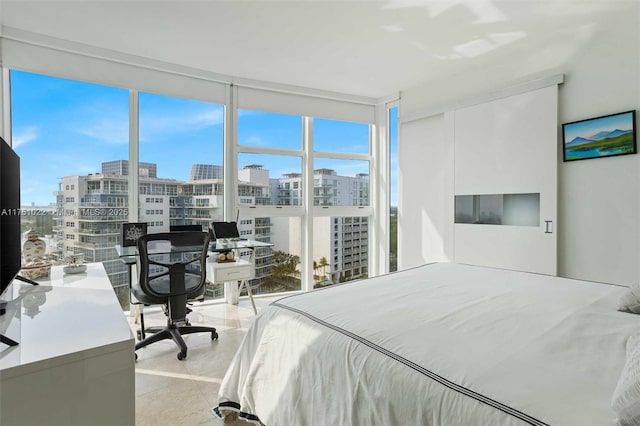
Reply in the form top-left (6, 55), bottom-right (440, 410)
top-left (11, 70), bottom-right (398, 206)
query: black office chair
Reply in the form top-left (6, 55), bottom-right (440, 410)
top-left (132, 231), bottom-right (218, 360)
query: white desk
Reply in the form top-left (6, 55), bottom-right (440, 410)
top-left (0, 263), bottom-right (135, 426)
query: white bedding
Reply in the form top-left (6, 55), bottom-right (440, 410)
top-left (214, 263), bottom-right (639, 425)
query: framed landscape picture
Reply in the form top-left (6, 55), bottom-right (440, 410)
top-left (563, 110), bottom-right (636, 162)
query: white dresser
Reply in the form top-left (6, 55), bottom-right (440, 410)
top-left (0, 263), bottom-right (135, 426)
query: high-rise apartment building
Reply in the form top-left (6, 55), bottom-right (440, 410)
top-left (271, 168), bottom-right (370, 284)
top-left (54, 161), bottom-right (369, 304)
top-left (102, 160), bottom-right (158, 178)
top-left (190, 164), bottom-right (223, 181)
top-left (56, 162), bottom-right (274, 301)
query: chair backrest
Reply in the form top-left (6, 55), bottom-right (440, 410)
top-left (169, 224), bottom-right (202, 232)
top-left (136, 231), bottom-right (210, 301)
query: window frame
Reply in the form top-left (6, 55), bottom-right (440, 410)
top-left (2, 64), bottom-right (391, 298)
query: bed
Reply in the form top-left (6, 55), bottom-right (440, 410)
top-left (214, 262), bottom-right (639, 425)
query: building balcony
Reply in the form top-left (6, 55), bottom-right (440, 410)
top-left (77, 215), bottom-right (128, 222)
top-left (72, 241), bottom-right (118, 251)
top-left (77, 229), bottom-right (120, 236)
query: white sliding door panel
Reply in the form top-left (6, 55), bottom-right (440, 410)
top-left (453, 86), bottom-right (558, 275)
top-left (455, 224), bottom-right (555, 275)
top-left (398, 113), bottom-right (454, 270)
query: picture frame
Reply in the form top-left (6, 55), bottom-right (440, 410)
top-left (121, 222), bottom-right (147, 247)
top-left (562, 110), bottom-right (636, 162)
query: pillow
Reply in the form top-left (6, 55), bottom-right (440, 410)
top-left (612, 334), bottom-right (640, 425)
top-left (618, 285), bottom-right (640, 314)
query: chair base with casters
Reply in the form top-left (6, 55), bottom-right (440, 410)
top-left (135, 317), bottom-right (218, 360)
top-left (132, 231), bottom-right (218, 361)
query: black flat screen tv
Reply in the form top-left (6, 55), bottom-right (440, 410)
top-left (0, 136), bottom-right (21, 299)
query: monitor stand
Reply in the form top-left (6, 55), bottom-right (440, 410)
top-left (0, 301), bottom-right (19, 346)
top-left (14, 275), bottom-right (39, 286)
top-left (1, 275), bottom-right (39, 346)
top-left (0, 331), bottom-right (18, 347)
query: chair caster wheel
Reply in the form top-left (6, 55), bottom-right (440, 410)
top-left (177, 351), bottom-right (187, 360)
top-left (212, 331), bottom-right (218, 340)
top-left (135, 353), bottom-right (138, 361)
top-left (136, 330), bottom-right (143, 340)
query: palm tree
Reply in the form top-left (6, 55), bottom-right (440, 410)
top-left (265, 250), bottom-right (301, 290)
top-left (318, 256), bottom-right (329, 281)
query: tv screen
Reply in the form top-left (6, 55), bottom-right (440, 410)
top-left (0, 136), bottom-right (21, 299)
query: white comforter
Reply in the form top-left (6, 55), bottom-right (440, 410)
top-left (215, 263), bottom-right (638, 425)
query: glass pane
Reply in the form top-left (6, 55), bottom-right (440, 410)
top-left (237, 153), bottom-right (302, 206)
top-left (503, 193), bottom-right (540, 226)
top-left (454, 195), bottom-right (475, 223)
top-left (238, 110), bottom-right (302, 150)
top-left (314, 118), bottom-right (369, 154)
top-left (313, 216), bottom-right (369, 286)
top-left (139, 92), bottom-right (224, 236)
top-left (243, 216), bottom-right (302, 295)
top-left (313, 158), bottom-right (370, 206)
top-left (10, 70), bottom-right (130, 305)
top-left (389, 106), bottom-right (398, 272)
top-left (455, 193), bottom-right (540, 226)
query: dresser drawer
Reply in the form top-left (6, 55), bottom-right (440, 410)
top-left (208, 261), bottom-right (252, 283)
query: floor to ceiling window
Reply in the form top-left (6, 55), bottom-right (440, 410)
top-left (138, 92), bottom-right (225, 231)
top-left (10, 70), bottom-right (131, 303)
top-left (7, 66), bottom-right (385, 306)
top-left (237, 110), bottom-right (304, 295)
top-left (313, 118), bottom-right (371, 284)
top-left (389, 105), bottom-right (399, 272)
top-left (138, 91), bottom-right (225, 298)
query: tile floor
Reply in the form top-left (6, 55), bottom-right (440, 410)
top-left (130, 296), bottom-right (276, 426)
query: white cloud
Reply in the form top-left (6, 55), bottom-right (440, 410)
top-left (242, 135), bottom-right (268, 146)
top-left (12, 126), bottom-right (39, 148)
top-left (192, 108), bottom-right (224, 127)
top-left (77, 118), bottom-right (129, 144)
top-left (139, 106), bottom-right (224, 142)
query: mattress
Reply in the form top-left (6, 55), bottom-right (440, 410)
top-left (215, 262), bottom-right (638, 425)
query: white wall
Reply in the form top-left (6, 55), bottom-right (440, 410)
top-left (399, 7), bottom-right (640, 285)
top-left (398, 113), bottom-right (453, 269)
top-left (556, 14), bottom-right (640, 286)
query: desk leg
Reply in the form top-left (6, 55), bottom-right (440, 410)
top-left (224, 281), bottom-right (239, 305)
top-left (126, 262), bottom-right (145, 339)
top-left (239, 280), bottom-right (257, 315)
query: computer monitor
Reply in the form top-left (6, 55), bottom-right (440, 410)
top-left (209, 221), bottom-right (240, 241)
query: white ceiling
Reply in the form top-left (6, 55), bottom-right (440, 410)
top-left (0, 0), bottom-right (635, 99)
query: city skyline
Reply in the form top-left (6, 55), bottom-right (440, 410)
top-left (10, 69), bottom-right (397, 207)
